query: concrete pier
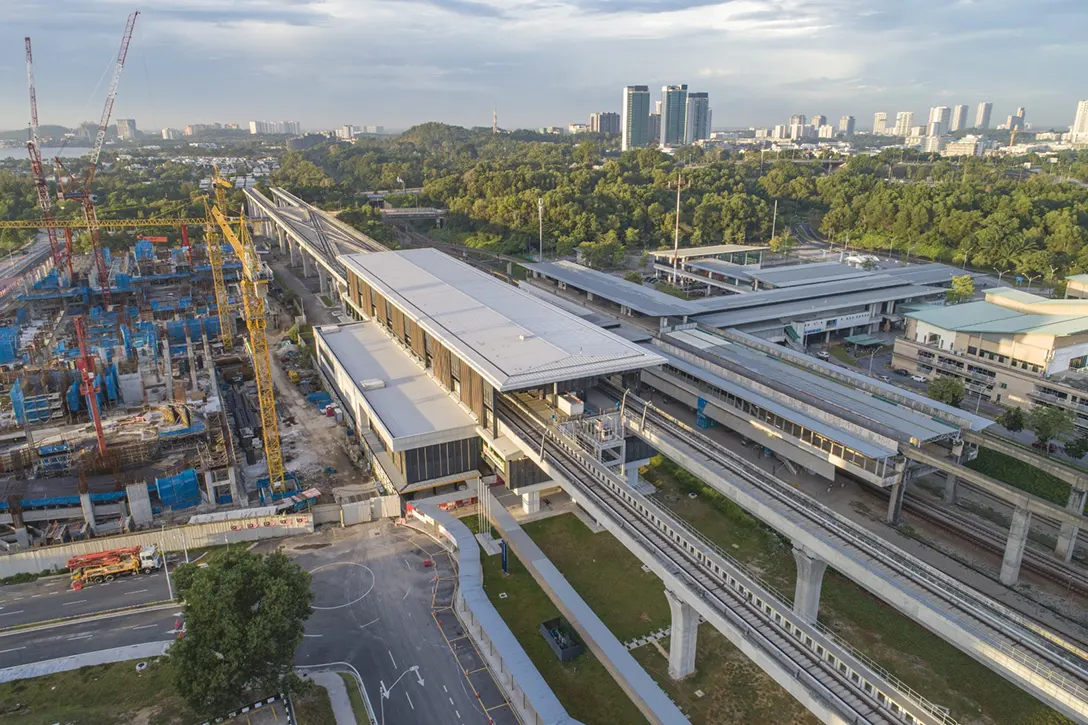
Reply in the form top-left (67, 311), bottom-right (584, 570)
top-left (1056, 488), bottom-right (1086, 563)
top-left (943, 472), bottom-right (958, 505)
top-left (1000, 507), bottom-right (1032, 586)
top-left (665, 589), bottom-right (698, 680)
top-left (521, 490), bottom-right (540, 515)
top-left (886, 465), bottom-right (907, 525)
top-left (792, 547), bottom-right (828, 623)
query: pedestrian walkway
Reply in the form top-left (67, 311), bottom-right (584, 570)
top-left (308, 670), bottom-right (357, 725)
top-left (0, 641), bottom-right (172, 683)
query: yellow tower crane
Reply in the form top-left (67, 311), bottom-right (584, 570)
top-left (210, 204), bottom-right (285, 491)
top-left (201, 199), bottom-right (234, 352)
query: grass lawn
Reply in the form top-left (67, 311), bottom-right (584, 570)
top-left (653, 281), bottom-right (692, 300)
top-left (338, 672), bottom-right (370, 723)
top-left (294, 684), bottom-right (336, 725)
top-left (0, 658), bottom-right (202, 725)
top-left (460, 517), bottom-right (649, 725)
top-left (642, 456), bottom-right (1075, 725)
top-left (525, 514), bottom-right (815, 725)
top-left (828, 344), bottom-right (858, 365)
top-left (967, 447), bottom-right (1080, 510)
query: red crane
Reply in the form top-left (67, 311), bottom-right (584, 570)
top-left (54, 11), bottom-right (139, 307)
top-left (74, 316), bottom-right (107, 456)
top-left (24, 38), bottom-right (73, 281)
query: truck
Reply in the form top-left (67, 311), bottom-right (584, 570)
top-left (68, 545), bottom-right (163, 590)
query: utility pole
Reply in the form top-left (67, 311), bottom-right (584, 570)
top-left (672, 174), bottom-right (683, 285)
top-left (538, 197), bottom-right (544, 262)
top-left (771, 199), bottom-right (778, 239)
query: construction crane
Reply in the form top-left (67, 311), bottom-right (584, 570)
top-left (0, 216), bottom-right (234, 230)
top-left (53, 11), bottom-right (139, 307)
top-left (210, 205), bottom-right (284, 491)
top-left (24, 37), bottom-right (73, 282)
top-left (202, 199), bottom-right (234, 351)
top-left (73, 316), bottom-right (107, 457)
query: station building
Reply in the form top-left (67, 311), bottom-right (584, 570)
top-left (315, 248), bottom-right (664, 508)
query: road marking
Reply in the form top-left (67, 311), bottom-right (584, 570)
top-left (403, 558), bottom-right (411, 570)
top-left (128, 589), bottom-right (148, 595)
top-left (62, 599), bottom-right (87, 606)
top-left (29, 594), bottom-right (40, 598)
top-left (359, 618), bottom-right (379, 630)
top-left (303, 634), bottom-right (323, 638)
top-left (388, 650), bottom-right (397, 669)
top-left (405, 692), bottom-right (414, 710)
top-left (130, 624), bottom-right (157, 630)
top-left (443, 686), bottom-right (448, 693)
top-left (456, 711), bottom-right (461, 719)
top-left (67, 633), bottom-right (93, 641)
top-left (449, 698), bottom-right (454, 705)
top-left (402, 588), bottom-right (411, 600)
top-left (0, 646), bottom-right (25, 654)
top-left (0, 610), bottom-right (24, 617)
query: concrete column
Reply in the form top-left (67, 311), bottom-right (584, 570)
top-left (228, 467), bottom-right (244, 506)
top-left (289, 240), bottom-right (299, 267)
top-left (162, 339), bottom-right (173, 394)
top-left (1055, 488), bottom-right (1086, 563)
top-left (278, 229), bottom-right (287, 255)
top-left (8, 497), bottom-right (29, 549)
top-left (1000, 507), bottom-right (1032, 586)
top-left (792, 546), bottom-right (828, 623)
top-left (185, 324), bottom-right (198, 392)
top-left (665, 589), bottom-right (698, 680)
top-left (943, 472), bottom-right (958, 505)
top-left (885, 463), bottom-right (907, 525)
top-left (626, 465), bottom-right (639, 488)
top-left (521, 491), bottom-right (540, 515)
top-left (319, 270), bottom-right (329, 295)
top-left (952, 439), bottom-right (965, 464)
top-left (78, 474), bottom-right (96, 533)
top-left (302, 252), bottom-right (313, 278)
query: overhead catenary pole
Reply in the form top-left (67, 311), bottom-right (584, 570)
top-left (538, 197), bottom-right (544, 262)
top-left (771, 199), bottom-right (779, 239)
top-left (672, 173), bottom-right (682, 285)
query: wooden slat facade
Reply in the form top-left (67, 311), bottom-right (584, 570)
top-left (391, 307), bottom-right (405, 340)
top-left (434, 342), bottom-right (452, 388)
top-left (409, 320), bottom-right (426, 358)
top-left (461, 366), bottom-right (485, 422)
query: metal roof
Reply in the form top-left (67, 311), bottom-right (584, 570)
top-left (667, 328), bottom-right (963, 443)
top-left (744, 262), bottom-right (869, 288)
top-left (647, 244), bottom-right (766, 259)
top-left (685, 274), bottom-right (917, 314)
top-left (315, 321), bottom-right (478, 450)
top-left (878, 263), bottom-right (977, 286)
top-left (341, 250), bottom-right (666, 392)
top-left (524, 261), bottom-right (699, 317)
top-left (906, 299), bottom-right (1088, 337)
top-left (694, 284), bottom-right (943, 328)
top-left (651, 346), bottom-right (898, 459)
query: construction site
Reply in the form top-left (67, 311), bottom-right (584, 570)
top-left (0, 12), bottom-right (343, 551)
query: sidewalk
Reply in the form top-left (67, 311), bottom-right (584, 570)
top-left (0, 641), bottom-right (172, 683)
top-left (307, 670), bottom-right (357, 725)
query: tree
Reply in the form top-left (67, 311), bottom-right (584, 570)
top-left (1064, 433), bottom-right (1088, 460)
top-left (1028, 405), bottom-right (1075, 447)
top-left (171, 549), bottom-right (313, 713)
top-left (945, 275), bottom-right (975, 304)
top-left (927, 376), bottom-right (965, 408)
top-left (623, 271), bottom-right (644, 284)
top-left (997, 406), bottom-right (1026, 432)
top-left (768, 231), bottom-right (797, 257)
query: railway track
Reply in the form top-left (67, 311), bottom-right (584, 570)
top-left (600, 382), bottom-right (1088, 719)
top-left (498, 394), bottom-right (952, 725)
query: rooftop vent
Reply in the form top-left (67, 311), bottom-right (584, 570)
top-left (358, 379), bottom-right (386, 391)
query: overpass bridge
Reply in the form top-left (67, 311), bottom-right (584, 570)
top-left (243, 187), bottom-right (387, 304)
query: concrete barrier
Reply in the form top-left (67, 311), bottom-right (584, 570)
top-left (0, 513), bottom-right (314, 578)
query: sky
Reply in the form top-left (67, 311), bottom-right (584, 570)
top-left (0, 0), bottom-right (1085, 134)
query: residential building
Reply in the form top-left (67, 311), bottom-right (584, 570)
top-left (655, 100), bottom-right (662, 115)
top-left (840, 115), bottom-right (856, 135)
top-left (894, 111), bottom-right (914, 136)
top-left (910, 125), bottom-right (926, 137)
top-left (224, 123), bottom-right (240, 130)
top-left (589, 111), bottom-right (620, 135)
top-left (975, 102), bottom-right (993, 130)
top-left (927, 122), bottom-right (943, 137)
top-left (115, 119), bottom-right (137, 140)
top-left (921, 135), bottom-right (945, 153)
top-left (893, 286), bottom-right (1088, 429)
top-left (648, 113), bottom-right (661, 145)
top-left (818, 124), bottom-right (835, 139)
top-left (928, 106), bottom-right (950, 136)
top-left (789, 114), bottom-right (807, 126)
top-left (1073, 100), bottom-right (1088, 144)
top-left (161, 128), bottom-right (182, 140)
top-left (621, 85), bottom-right (651, 151)
top-left (811, 114), bottom-right (827, 128)
top-left (568, 123), bottom-right (590, 134)
top-left (184, 124), bottom-right (208, 136)
top-left (873, 112), bottom-right (887, 135)
top-left (684, 92), bottom-right (711, 144)
top-left (337, 125), bottom-right (357, 140)
top-left (1016, 107), bottom-right (1026, 125)
top-left (789, 123), bottom-right (809, 140)
top-left (1007, 114), bottom-right (1024, 131)
top-left (772, 124), bottom-right (788, 140)
top-left (660, 84), bottom-right (689, 147)
top-left (943, 135), bottom-right (984, 157)
top-left (950, 104), bottom-right (969, 132)
top-left (248, 120), bottom-right (301, 135)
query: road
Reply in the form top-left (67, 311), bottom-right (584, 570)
top-left (0, 608), bottom-right (180, 667)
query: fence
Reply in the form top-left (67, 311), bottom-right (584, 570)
top-left (0, 513), bottom-right (314, 578)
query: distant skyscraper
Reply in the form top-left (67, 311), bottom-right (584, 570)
top-left (927, 106), bottom-right (950, 136)
top-left (590, 112), bottom-right (620, 135)
top-left (873, 112), bottom-right (887, 135)
top-left (660, 84), bottom-right (689, 147)
top-left (818, 125), bottom-right (835, 139)
top-left (975, 102), bottom-right (993, 130)
top-left (811, 114), bottom-right (827, 128)
top-left (116, 119), bottom-right (137, 140)
top-left (1072, 100), bottom-right (1088, 143)
top-left (839, 115), bottom-right (856, 135)
top-left (950, 104), bottom-right (969, 132)
top-left (654, 100), bottom-right (662, 115)
top-left (648, 113), bottom-right (661, 144)
top-left (684, 93), bottom-right (711, 144)
top-left (161, 128), bottom-right (181, 140)
top-left (772, 124), bottom-right (788, 140)
top-left (621, 85), bottom-right (651, 151)
top-left (894, 111), bottom-right (914, 136)
top-left (789, 114), bottom-right (807, 127)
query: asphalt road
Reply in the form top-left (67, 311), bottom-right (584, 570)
top-left (0, 608), bottom-right (181, 667)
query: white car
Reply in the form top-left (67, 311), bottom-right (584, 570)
top-left (910, 374), bottom-right (927, 383)
top-left (815, 351), bottom-right (831, 360)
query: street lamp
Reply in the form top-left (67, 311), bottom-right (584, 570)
top-left (1026, 274), bottom-right (1042, 289)
top-left (537, 197), bottom-right (544, 262)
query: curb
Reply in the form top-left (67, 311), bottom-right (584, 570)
top-left (0, 600), bottom-right (179, 638)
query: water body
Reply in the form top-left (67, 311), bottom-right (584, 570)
top-left (0, 146), bottom-right (92, 161)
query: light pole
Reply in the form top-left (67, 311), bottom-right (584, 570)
top-left (1027, 274), bottom-right (1042, 289)
top-left (770, 199), bottom-right (778, 239)
top-left (161, 524), bottom-right (174, 601)
top-left (672, 174), bottom-right (683, 285)
top-left (537, 197), bottom-right (544, 262)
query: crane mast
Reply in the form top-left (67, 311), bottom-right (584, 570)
top-left (74, 317), bottom-right (107, 457)
top-left (24, 38), bottom-right (71, 281)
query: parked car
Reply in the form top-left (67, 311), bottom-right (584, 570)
top-left (893, 369), bottom-right (909, 377)
top-left (878, 375), bottom-right (891, 382)
top-left (910, 374), bottom-right (927, 382)
top-left (815, 351), bottom-right (831, 360)
top-left (1031, 441), bottom-right (1060, 454)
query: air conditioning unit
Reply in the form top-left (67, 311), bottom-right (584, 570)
top-left (358, 379), bottom-right (385, 391)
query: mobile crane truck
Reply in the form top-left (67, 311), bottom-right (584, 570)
top-left (68, 545), bottom-right (163, 590)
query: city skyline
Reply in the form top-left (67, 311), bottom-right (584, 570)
top-left (1, 2), bottom-right (1086, 132)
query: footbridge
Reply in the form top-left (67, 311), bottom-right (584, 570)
top-left (243, 187), bottom-right (387, 303)
top-left (497, 393), bottom-right (963, 725)
top-left (602, 384), bottom-right (1088, 723)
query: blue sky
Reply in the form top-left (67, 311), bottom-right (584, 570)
top-left (0, 0), bottom-right (1085, 133)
